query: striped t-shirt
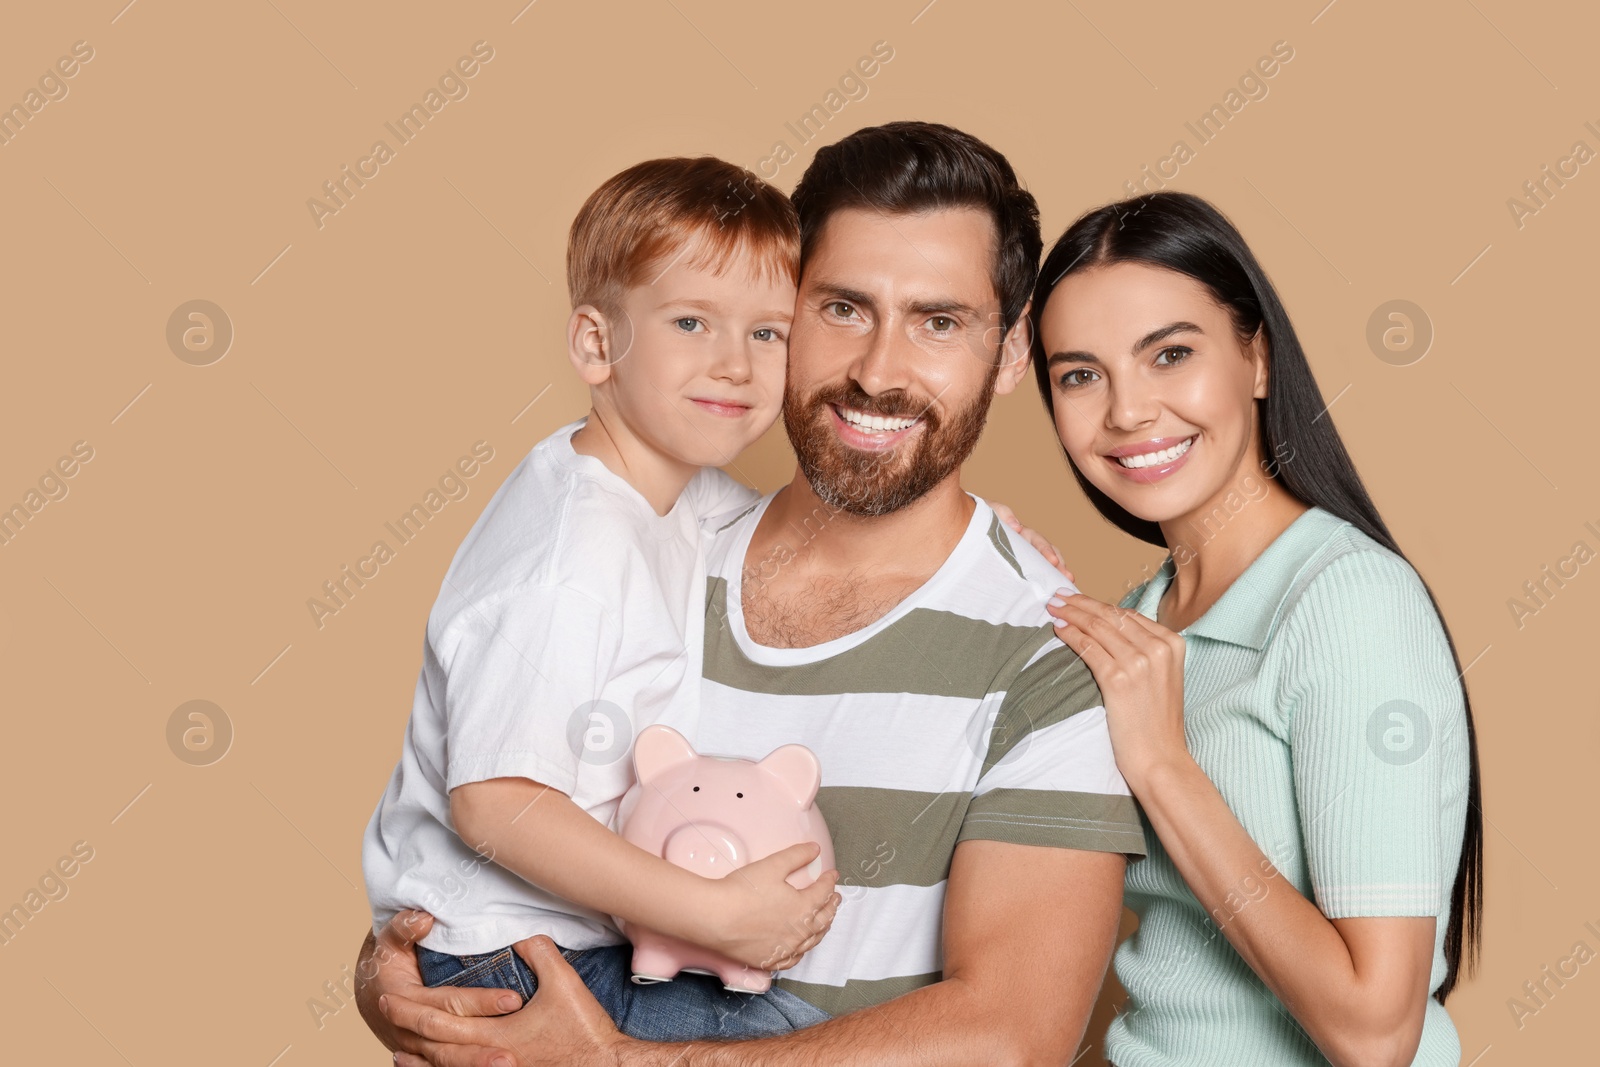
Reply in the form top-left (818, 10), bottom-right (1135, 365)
top-left (681, 492), bottom-right (1148, 1017)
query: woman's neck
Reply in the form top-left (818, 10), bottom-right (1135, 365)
top-left (1155, 469), bottom-right (1309, 633)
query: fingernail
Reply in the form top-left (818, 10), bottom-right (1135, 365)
top-left (1047, 596), bottom-right (1066, 608)
top-left (378, 994), bottom-right (388, 1012)
top-left (493, 1057), bottom-right (515, 1067)
top-left (498, 993), bottom-right (521, 1011)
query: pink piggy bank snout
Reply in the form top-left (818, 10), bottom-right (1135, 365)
top-left (663, 823), bottom-right (747, 876)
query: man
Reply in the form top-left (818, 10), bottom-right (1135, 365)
top-left (356, 121), bottom-right (1147, 1066)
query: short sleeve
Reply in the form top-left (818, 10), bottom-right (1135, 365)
top-left (957, 643), bottom-right (1147, 857)
top-left (680, 467), bottom-right (760, 529)
top-left (435, 584), bottom-right (617, 796)
top-left (1281, 549), bottom-right (1466, 918)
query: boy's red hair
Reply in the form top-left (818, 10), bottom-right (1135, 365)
top-left (567, 157), bottom-right (798, 313)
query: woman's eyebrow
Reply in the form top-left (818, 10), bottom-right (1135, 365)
top-left (1132, 320), bottom-right (1204, 351)
top-left (1047, 349), bottom-right (1099, 368)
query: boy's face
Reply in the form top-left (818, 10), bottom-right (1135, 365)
top-left (601, 245), bottom-right (793, 468)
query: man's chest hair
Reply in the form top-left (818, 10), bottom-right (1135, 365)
top-left (741, 568), bottom-right (920, 649)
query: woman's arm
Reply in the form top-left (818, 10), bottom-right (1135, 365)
top-left (450, 777), bottom-right (839, 971)
top-left (1049, 591), bottom-right (1437, 1067)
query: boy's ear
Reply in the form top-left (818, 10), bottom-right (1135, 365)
top-left (567, 304), bottom-right (614, 385)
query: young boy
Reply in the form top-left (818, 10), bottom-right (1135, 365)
top-left (361, 157), bottom-right (840, 1041)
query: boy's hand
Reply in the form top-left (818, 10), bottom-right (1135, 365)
top-left (702, 842), bottom-right (841, 971)
top-left (989, 501), bottom-right (1074, 583)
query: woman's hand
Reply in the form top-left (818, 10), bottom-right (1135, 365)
top-left (989, 501), bottom-right (1074, 583)
top-left (1046, 591), bottom-right (1189, 790)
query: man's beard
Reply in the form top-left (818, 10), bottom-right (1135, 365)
top-left (782, 364), bottom-right (999, 517)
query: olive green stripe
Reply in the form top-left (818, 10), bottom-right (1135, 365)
top-left (816, 786), bottom-right (1145, 887)
top-left (816, 787), bottom-right (967, 889)
top-left (986, 512), bottom-right (1026, 580)
top-left (713, 501), bottom-right (761, 534)
top-left (982, 644), bottom-right (1103, 774)
top-left (959, 787), bottom-right (1147, 855)
top-left (705, 576), bottom-right (1052, 697)
top-left (776, 971), bottom-right (942, 1017)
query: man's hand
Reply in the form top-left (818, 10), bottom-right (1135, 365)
top-left (355, 910), bottom-right (517, 1061)
top-left (388, 934), bottom-right (628, 1067)
top-left (989, 500), bottom-right (1074, 583)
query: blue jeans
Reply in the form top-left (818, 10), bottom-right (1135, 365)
top-left (417, 942), bottom-right (831, 1042)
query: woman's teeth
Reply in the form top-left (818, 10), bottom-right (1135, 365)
top-left (839, 407), bottom-right (917, 433)
top-left (1116, 436), bottom-right (1195, 469)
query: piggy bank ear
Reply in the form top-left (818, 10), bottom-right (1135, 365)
top-left (632, 724), bottom-right (698, 785)
top-left (758, 744), bottom-right (821, 808)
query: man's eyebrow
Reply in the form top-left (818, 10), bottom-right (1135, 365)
top-left (1132, 320), bottom-right (1204, 351)
top-left (806, 282), bottom-right (877, 310)
top-left (907, 299), bottom-right (983, 320)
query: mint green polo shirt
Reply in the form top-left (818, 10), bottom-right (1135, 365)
top-left (1103, 505), bottom-right (1470, 1067)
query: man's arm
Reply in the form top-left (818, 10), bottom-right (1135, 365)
top-left (384, 839), bottom-right (1126, 1067)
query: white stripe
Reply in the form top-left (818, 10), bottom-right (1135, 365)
top-left (975, 705), bottom-right (1131, 797)
top-left (783, 881), bottom-right (946, 987)
top-left (698, 682), bottom-right (997, 794)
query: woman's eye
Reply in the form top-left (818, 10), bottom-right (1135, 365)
top-left (675, 317), bottom-right (705, 333)
top-left (1153, 346), bottom-right (1192, 366)
top-left (1058, 368), bottom-right (1098, 389)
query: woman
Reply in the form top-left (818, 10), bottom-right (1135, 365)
top-left (1035, 192), bottom-right (1482, 1067)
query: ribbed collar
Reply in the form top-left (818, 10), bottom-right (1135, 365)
top-left (1125, 506), bottom-right (1350, 650)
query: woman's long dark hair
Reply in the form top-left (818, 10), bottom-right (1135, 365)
top-left (1029, 191), bottom-right (1482, 1002)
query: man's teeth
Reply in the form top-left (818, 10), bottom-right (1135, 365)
top-left (1116, 437), bottom-right (1194, 469)
top-left (839, 407), bottom-right (918, 433)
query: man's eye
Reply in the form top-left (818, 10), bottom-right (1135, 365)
top-left (829, 302), bottom-right (856, 319)
top-left (928, 315), bottom-right (956, 332)
top-left (675, 318), bottom-right (705, 333)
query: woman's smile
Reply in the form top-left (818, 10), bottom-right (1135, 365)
top-left (1105, 433), bottom-right (1198, 484)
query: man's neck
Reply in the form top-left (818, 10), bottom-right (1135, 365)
top-left (737, 469), bottom-right (976, 649)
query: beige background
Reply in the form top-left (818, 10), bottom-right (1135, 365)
top-left (0, 1), bottom-right (1594, 1063)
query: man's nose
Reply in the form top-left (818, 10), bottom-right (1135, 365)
top-left (849, 316), bottom-right (917, 398)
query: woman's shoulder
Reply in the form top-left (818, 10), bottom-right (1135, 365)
top-left (1270, 509), bottom-right (1443, 650)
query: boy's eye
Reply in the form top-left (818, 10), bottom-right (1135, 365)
top-left (675, 317), bottom-right (705, 333)
top-left (752, 327), bottom-right (783, 342)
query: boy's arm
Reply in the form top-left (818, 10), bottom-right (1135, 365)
top-left (449, 776), bottom-right (839, 970)
top-left (380, 839), bottom-right (1127, 1067)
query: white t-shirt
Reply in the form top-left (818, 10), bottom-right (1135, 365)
top-left (361, 418), bottom-right (757, 954)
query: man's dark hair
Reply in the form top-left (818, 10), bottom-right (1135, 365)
top-left (790, 121), bottom-right (1042, 334)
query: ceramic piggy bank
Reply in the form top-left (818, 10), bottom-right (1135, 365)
top-left (614, 724), bottom-right (835, 993)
